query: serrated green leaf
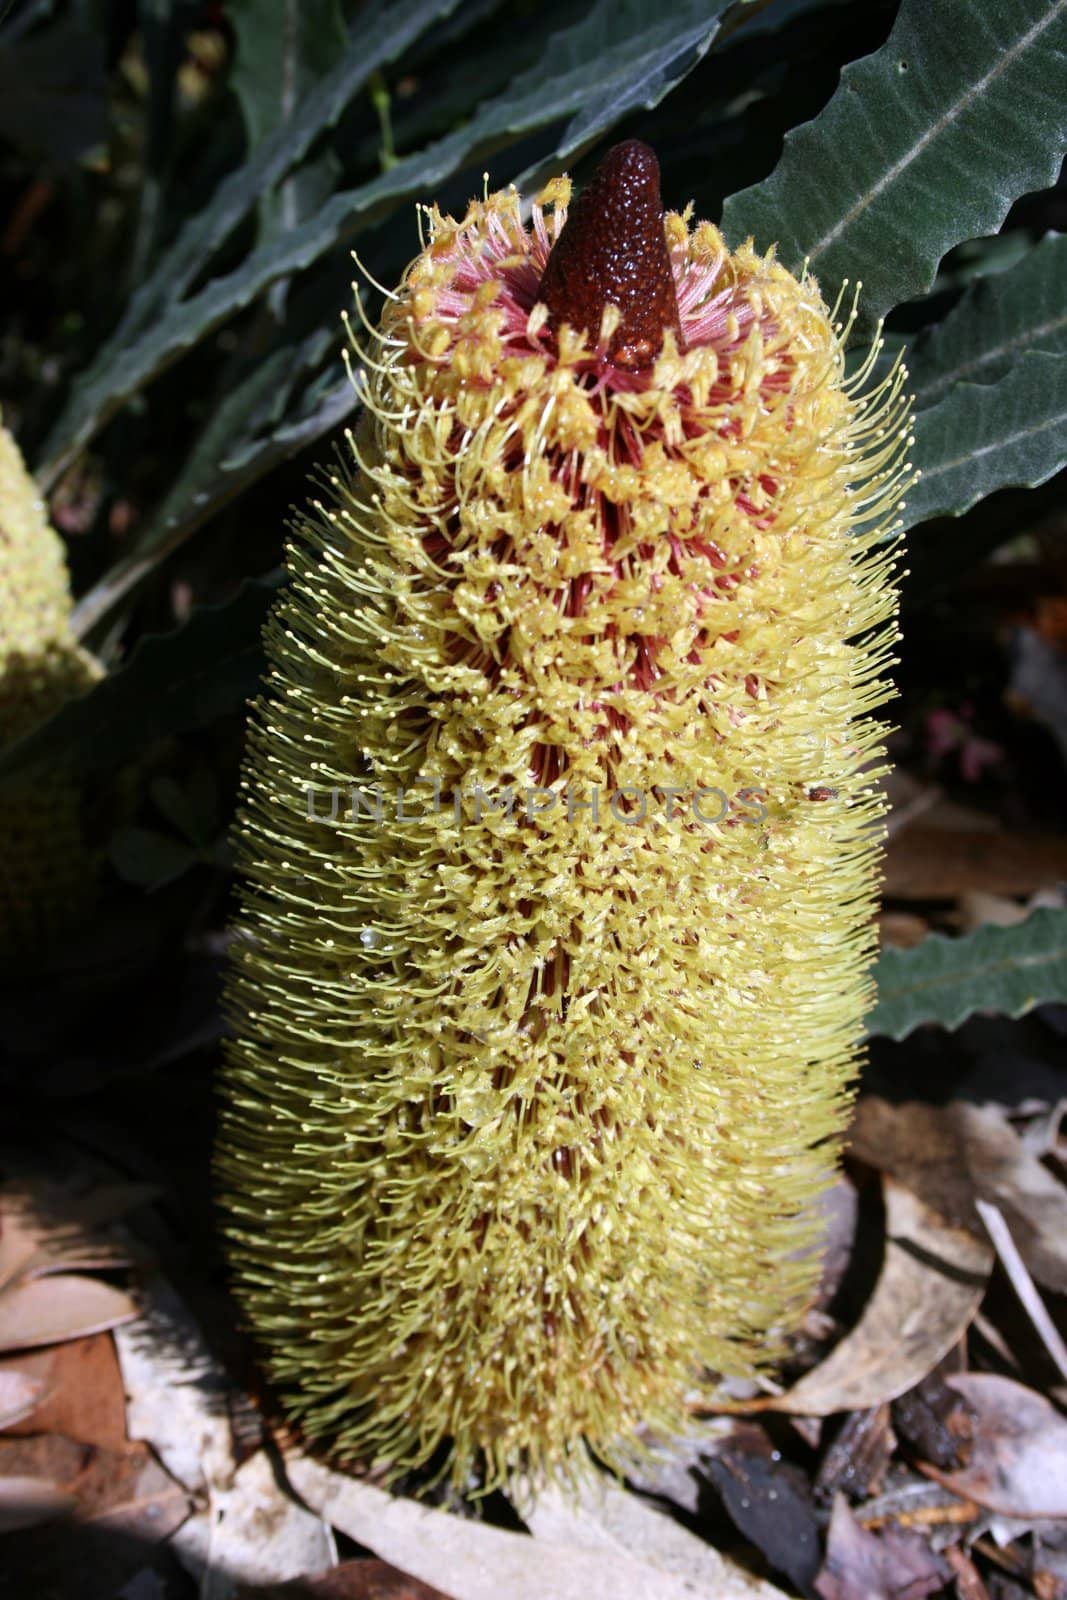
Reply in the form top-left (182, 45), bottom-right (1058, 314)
top-left (230, 0), bottom-right (347, 240)
top-left (231, 0), bottom-right (347, 149)
top-left (37, 0), bottom-right (460, 484)
top-left (903, 349), bottom-right (1067, 527)
top-left (722, 0), bottom-right (1067, 333)
top-left (868, 908), bottom-right (1067, 1041)
top-left (908, 233), bottom-right (1067, 411)
top-left (38, 0), bottom-right (729, 486)
top-left (0, 577), bottom-right (280, 786)
top-left (550, 0), bottom-right (729, 154)
top-left (71, 359), bottom-right (354, 637)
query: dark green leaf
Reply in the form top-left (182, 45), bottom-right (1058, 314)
top-left (903, 350), bottom-right (1067, 527)
top-left (230, 0), bottom-right (347, 149)
top-left (908, 233), bottom-right (1067, 411)
top-left (547, 0), bottom-right (730, 156)
top-left (230, 0), bottom-right (347, 240)
top-left (868, 908), bottom-right (1067, 1041)
top-left (722, 0), bottom-right (1067, 333)
top-left (71, 359), bottom-right (354, 636)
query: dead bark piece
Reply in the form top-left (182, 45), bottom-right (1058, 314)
top-left (942, 1543), bottom-right (991, 1600)
top-left (892, 1374), bottom-right (976, 1471)
top-left (814, 1406), bottom-right (895, 1503)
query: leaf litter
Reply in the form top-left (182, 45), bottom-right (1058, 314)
top-left (6, 1079), bottom-right (1067, 1600)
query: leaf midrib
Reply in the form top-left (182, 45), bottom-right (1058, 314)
top-left (808, 0), bottom-right (1067, 264)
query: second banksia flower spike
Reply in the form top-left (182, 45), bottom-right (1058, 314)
top-left (221, 141), bottom-right (913, 1492)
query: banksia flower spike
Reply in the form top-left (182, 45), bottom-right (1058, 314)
top-left (221, 141), bottom-right (912, 1491)
top-left (0, 421), bottom-right (101, 959)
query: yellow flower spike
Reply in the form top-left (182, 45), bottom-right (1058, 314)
top-left (0, 421), bottom-right (101, 959)
top-left (220, 140), bottom-right (912, 1493)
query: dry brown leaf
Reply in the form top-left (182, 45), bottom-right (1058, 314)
top-left (0, 1473), bottom-right (76, 1534)
top-left (0, 1273), bottom-right (138, 1352)
top-left (853, 1098), bottom-right (1067, 1296)
top-left (849, 1099), bottom-right (980, 1234)
top-left (0, 1367), bottom-right (50, 1429)
top-left (0, 1202), bottom-right (42, 1290)
top-left (814, 1493), bottom-right (950, 1600)
top-left (0, 1179), bottom-right (150, 1284)
top-left (289, 1455), bottom-right (789, 1600)
top-left (0, 1332), bottom-right (127, 1446)
top-left (76, 1440), bottom-right (192, 1540)
top-left (921, 1373), bottom-right (1067, 1519)
top-left (0, 1431), bottom-right (191, 1537)
top-left (742, 1178), bottom-right (992, 1416)
top-left (883, 826), bottom-right (1067, 899)
top-left (956, 1102), bottom-right (1067, 1293)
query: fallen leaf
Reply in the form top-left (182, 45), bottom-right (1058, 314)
top-left (524, 1468), bottom-right (791, 1597)
top-left (113, 1272), bottom-right (236, 1495)
top-left (0, 1367), bottom-right (49, 1428)
top-left (849, 1099), bottom-right (980, 1234)
top-left (115, 1271), bottom-right (336, 1593)
top-left (922, 1373), bottom-right (1067, 1519)
top-left (78, 1441), bottom-right (192, 1540)
top-left (0, 1178), bottom-right (151, 1283)
top-left (0, 1473), bottom-right (75, 1533)
top-left (0, 1201), bottom-right (43, 1289)
top-left (854, 1097), bottom-right (1067, 1295)
top-left (237, 1558), bottom-right (456, 1597)
top-left (737, 1178), bottom-right (992, 1416)
top-left (0, 1332), bottom-right (127, 1445)
top-left (696, 1426), bottom-right (822, 1593)
top-left (0, 1273), bottom-right (138, 1352)
top-left (0, 1435), bottom-right (192, 1596)
top-left (814, 1492), bottom-right (950, 1600)
top-left (957, 1102), bottom-right (1067, 1293)
top-left (289, 1454), bottom-right (789, 1600)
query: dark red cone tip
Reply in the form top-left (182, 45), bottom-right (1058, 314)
top-left (537, 140), bottom-right (683, 370)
